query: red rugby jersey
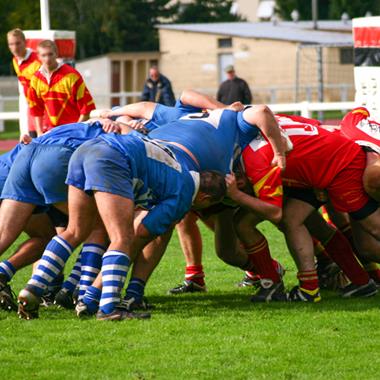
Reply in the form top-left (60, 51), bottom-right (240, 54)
top-left (340, 107), bottom-right (380, 154)
top-left (242, 115), bottom-right (363, 206)
top-left (28, 63), bottom-right (95, 130)
top-left (12, 49), bottom-right (41, 97)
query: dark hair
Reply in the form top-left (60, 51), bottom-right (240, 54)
top-left (199, 170), bottom-right (226, 203)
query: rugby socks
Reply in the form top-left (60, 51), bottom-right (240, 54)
top-left (363, 263), bottom-right (380, 284)
top-left (244, 237), bottom-right (280, 283)
top-left (185, 265), bottom-right (205, 286)
top-left (83, 285), bottom-right (101, 314)
top-left (0, 260), bottom-right (16, 282)
top-left (61, 251), bottom-right (82, 293)
top-left (246, 259), bottom-right (282, 281)
top-left (27, 236), bottom-right (73, 297)
top-left (78, 244), bottom-right (105, 301)
top-left (324, 231), bottom-right (369, 286)
top-left (99, 250), bottom-right (130, 315)
top-left (298, 270), bottom-right (319, 291)
top-left (125, 277), bottom-right (146, 303)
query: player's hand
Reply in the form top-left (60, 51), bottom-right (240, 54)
top-left (127, 120), bottom-right (148, 134)
top-left (20, 134), bottom-right (32, 144)
top-left (225, 173), bottom-right (240, 199)
top-left (99, 109), bottom-right (113, 119)
top-left (226, 102), bottom-right (244, 112)
top-left (271, 153), bottom-right (286, 171)
top-left (101, 119), bottom-right (121, 133)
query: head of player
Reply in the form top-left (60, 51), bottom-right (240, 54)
top-left (192, 171), bottom-right (227, 210)
top-left (37, 40), bottom-right (59, 72)
top-left (7, 28), bottom-right (27, 59)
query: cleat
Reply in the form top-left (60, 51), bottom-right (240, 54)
top-left (317, 262), bottom-right (349, 290)
top-left (118, 296), bottom-right (155, 312)
top-left (41, 273), bottom-right (64, 307)
top-left (168, 280), bottom-right (206, 295)
top-left (237, 260), bottom-right (285, 288)
top-left (250, 280), bottom-right (288, 302)
top-left (237, 273), bottom-right (261, 288)
top-left (17, 288), bottom-right (41, 319)
top-left (0, 276), bottom-right (17, 312)
top-left (75, 301), bottom-right (97, 318)
top-left (96, 308), bottom-right (151, 321)
top-left (54, 289), bottom-right (76, 309)
top-left (341, 279), bottom-right (378, 298)
top-left (288, 286), bottom-right (321, 302)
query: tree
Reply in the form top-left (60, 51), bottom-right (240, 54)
top-left (275, 0), bottom-right (330, 20)
top-left (175, 0), bottom-right (244, 23)
top-left (329, 0), bottom-right (380, 19)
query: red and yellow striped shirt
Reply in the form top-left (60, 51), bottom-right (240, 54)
top-left (28, 63), bottom-right (95, 130)
top-left (12, 49), bottom-right (41, 97)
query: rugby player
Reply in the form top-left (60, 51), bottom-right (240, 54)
top-left (240, 114), bottom-right (379, 301)
top-left (17, 133), bottom-right (226, 321)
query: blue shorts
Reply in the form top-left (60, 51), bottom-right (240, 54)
top-left (66, 139), bottom-right (134, 200)
top-left (1, 143), bottom-right (74, 206)
top-left (0, 161), bottom-right (10, 195)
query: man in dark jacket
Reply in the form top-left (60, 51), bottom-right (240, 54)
top-left (141, 66), bottom-right (175, 106)
top-left (217, 65), bottom-right (252, 105)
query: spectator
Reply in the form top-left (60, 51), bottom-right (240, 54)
top-left (141, 66), bottom-right (175, 106)
top-left (7, 28), bottom-right (41, 138)
top-left (28, 40), bottom-right (95, 136)
top-left (217, 65), bottom-right (252, 105)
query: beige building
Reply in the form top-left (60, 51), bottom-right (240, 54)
top-left (76, 52), bottom-right (160, 108)
top-left (157, 20), bottom-right (354, 103)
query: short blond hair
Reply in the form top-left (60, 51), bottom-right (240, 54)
top-left (7, 28), bottom-right (25, 41)
top-left (37, 40), bottom-right (58, 54)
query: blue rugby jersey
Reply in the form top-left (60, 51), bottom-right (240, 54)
top-left (99, 133), bottom-right (199, 236)
top-left (144, 100), bottom-right (201, 132)
top-left (148, 109), bottom-right (259, 174)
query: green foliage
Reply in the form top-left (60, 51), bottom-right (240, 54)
top-left (275, 0), bottom-right (380, 20)
top-left (175, 0), bottom-right (243, 23)
top-left (1, 224), bottom-right (380, 379)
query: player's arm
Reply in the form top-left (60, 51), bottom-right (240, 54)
top-left (226, 173), bottom-right (282, 224)
top-left (74, 77), bottom-right (96, 120)
top-left (27, 84), bottom-right (45, 136)
top-left (180, 89), bottom-right (244, 111)
top-left (98, 102), bottom-right (157, 121)
top-left (242, 105), bottom-right (287, 170)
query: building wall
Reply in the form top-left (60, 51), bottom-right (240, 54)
top-left (159, 29), bottom-right (355, 103)
top-left (76, 56), bottom-right (110, 108)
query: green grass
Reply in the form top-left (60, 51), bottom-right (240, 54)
top-left (1, 223), bottom-right (380, 380)
top-left (0, 120), bottom-right (19, 140)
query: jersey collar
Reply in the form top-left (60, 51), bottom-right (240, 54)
top-left (16, 48), bottom-right (32, 64)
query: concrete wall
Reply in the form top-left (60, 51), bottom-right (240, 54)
top-left (159, 28), bottom-right (355, 103)
top-left (76, 56), bottom-right (111, 108)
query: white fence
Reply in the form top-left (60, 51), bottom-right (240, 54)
top-left (0, 95), bottom-right (357, 135)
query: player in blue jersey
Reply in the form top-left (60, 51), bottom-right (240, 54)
top-left (99, 96), bottom-right (287, 309)
top-left (0, 146), bottom-right (61, 311)
top-left (0, 119), bottom-right (123, 313)
top-left (18, 133), bottom-right (227, 321)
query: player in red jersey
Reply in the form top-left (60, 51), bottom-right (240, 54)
top-left (7, 28), bottom-right (41, 137)
top-left (28, 40), bottom-right (95, 136)
top-left (340, 107), bottom-right (380, 201)
top-left (237, 114), bottom-right (379, 302)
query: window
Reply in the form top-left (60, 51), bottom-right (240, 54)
top-left (340, 48), bottom-right (354, 65)
top-left (218, 38), bottom-right (232, 48)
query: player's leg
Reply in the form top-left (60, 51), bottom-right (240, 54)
top-left (170, 211), bottom-right (206, 294)
top-left (281, 197), bottom-right (321, 302)
top-left (305, 210), bottom-right (375, 297)
top-left (234, 208), bottom-right (287, 302)
top-left (0, 213), bottom-right (56, 311)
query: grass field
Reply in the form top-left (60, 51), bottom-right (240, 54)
top-left (1, 222), bottom-right (380, 380)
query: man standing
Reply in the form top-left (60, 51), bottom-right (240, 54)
top-left (7, 28), bottom-right (41, 137)
top-left (141, 66), bottom-right (175, 106)
top-left (28, 40), bottom-right (95, 136)
top-left (217, 65), bottom-right (252, 105)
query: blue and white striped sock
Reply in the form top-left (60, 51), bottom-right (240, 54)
top-left (83, 285), bottom-right (101, 314)
top-left (78, 243), bottom-right (105, 301)
top-left (0, 260), bottom-right (16, 282)
top-left (125, 277), bottom-right (146, 303)
top-left (27, 236), bottom-right (72, 297)
top-left (61, 251), bottom-right (82, 293)
top-left (99, 250), bottom-right (130, 315)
